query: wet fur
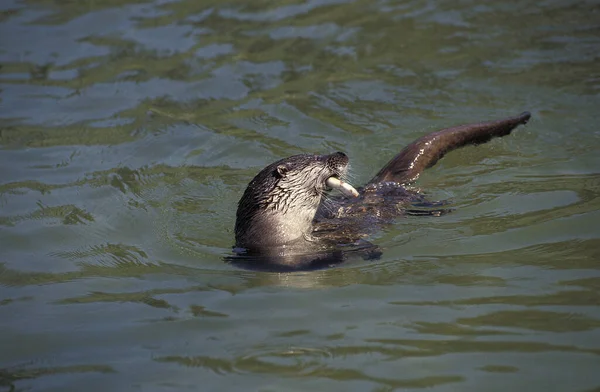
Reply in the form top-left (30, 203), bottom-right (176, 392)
top-left (231, 112), bottom-right (531, 271)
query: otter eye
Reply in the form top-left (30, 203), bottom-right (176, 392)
top-left (276, 165), bottom-right (288, 178)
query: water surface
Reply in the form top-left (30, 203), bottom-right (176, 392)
top-left (1, 0), bottom-right (599, 391)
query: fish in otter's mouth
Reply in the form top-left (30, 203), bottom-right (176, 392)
top-left (325, 176), bottom-right (359, 198)
top-left (319, 151), bottom-right (360, 198)
top-left (230, 111), bottom-right (532, 271)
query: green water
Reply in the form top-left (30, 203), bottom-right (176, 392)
top-left (1, 0), bottom-right (599, 391)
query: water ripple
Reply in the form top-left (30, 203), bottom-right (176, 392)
top-left (1, 0), bottom-right (599, 390)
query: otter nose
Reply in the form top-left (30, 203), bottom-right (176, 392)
top-left (328, 152), bottom-right (349, 167)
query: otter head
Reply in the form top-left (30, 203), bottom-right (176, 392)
top-left (235, 152), bottom-right (358, 252)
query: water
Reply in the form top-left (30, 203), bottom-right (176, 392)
top-left (1, 0), bottom-right (599, 390)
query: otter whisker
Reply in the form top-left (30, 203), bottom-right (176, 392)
top-left (340, 164), bottom-right (357, 184)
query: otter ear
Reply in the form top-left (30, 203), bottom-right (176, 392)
top-left (275, 165), bottom-right (288, 178)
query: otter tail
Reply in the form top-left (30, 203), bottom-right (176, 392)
top-left (368, 111), bottom-right (531, 185)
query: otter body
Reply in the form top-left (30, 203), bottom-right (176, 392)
top-left (232, 112), bottom-right (531, 271)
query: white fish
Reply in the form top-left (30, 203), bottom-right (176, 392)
top-left (326, 177), bottom-right (359, 198)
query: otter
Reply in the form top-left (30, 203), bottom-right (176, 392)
top-left (231, 112), bottom-right (531, 271)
